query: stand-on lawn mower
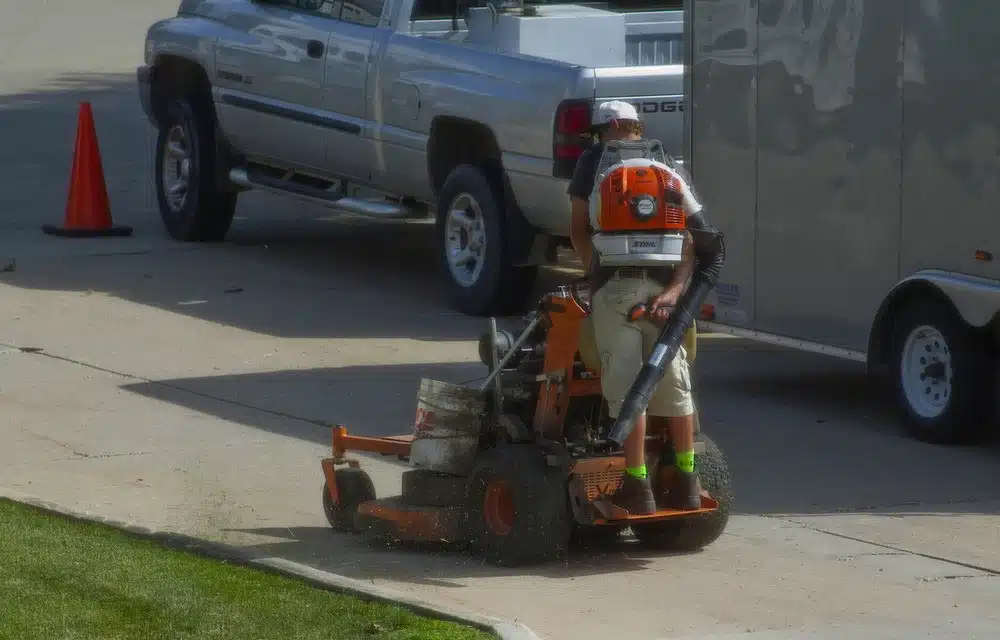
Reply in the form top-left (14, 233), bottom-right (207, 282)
top-left (319, 141), bottom-right (732, 567)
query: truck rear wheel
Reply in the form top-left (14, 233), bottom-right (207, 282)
top-left (435, 165), bottom-right (537, 316)
top-left (889, 298), bottom-right (994, 444)
top-left (154, 98), bottom-right (237, 242)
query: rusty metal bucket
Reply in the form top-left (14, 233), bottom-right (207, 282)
top-left (409, 378), bottom-right (486, 476)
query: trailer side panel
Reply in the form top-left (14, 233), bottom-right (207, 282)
top-left (688, 0), bottom-right (760, 329)
top-left (901, 2), bottom-right (1000, 287)
top-left (748, 0), bottom-right (905, 352)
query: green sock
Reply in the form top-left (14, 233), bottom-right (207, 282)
top-left (675, 450), bottom-right (695, 474)
top-left (626, 465), bottom-right (647, 479)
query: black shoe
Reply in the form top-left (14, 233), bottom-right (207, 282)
top-left (609, 474), bottom-right (657, 515)
top-left (664, 469), bottom-right (702, 511)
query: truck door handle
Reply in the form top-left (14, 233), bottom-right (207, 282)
top-left (306, 40), bottom-right (324, 59)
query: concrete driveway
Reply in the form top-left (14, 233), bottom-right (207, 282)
top-left (1, 2), bottom-right (999, 639)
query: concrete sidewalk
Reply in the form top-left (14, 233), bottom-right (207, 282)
top-left (2, 243), bottom-right (999, 640)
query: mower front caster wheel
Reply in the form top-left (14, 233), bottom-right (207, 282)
top-left (322, 468), bottom-right (376, 532)
top-left (466, 445), bottom-right (572, 567)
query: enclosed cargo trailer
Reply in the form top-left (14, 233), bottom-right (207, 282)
top-left (685, 0), bottom-right (1000, 444)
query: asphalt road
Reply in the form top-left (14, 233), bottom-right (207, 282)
top-left (1, 2), bottom-right (999, 639)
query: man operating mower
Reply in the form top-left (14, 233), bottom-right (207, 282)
top-left (568, 100), bottom-right (709, 515)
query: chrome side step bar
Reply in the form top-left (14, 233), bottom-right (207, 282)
top-left (228, 167), bottom-right (425, 220)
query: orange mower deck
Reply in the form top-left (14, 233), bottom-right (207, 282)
top-left (321, 425), bottom-right (720, 545)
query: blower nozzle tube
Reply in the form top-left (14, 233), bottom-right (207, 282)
top-left (606, 210), bottom-right (725, 448)
top-left (606, 275), bottom-right (715, 447)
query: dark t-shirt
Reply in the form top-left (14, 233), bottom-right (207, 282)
top-left (566, 142), bottom-right (603, 202)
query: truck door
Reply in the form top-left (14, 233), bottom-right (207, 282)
top-left (319, 1), bottom-right (386, 182)
top-left (214, 1), bottom-right (340, 171)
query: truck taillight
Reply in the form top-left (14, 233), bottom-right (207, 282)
top-left (553, 99), bottom-right (592, 179)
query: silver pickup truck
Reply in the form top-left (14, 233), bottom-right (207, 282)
top-left (137, 0), bottom-right (684, 314)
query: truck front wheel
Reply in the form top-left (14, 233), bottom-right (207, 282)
top-left (435, 165), bottom-right (537, 316)
top-left (889, 297), bottom-right (994, 445)
top-left (154, 98), bottom-right (237, 242)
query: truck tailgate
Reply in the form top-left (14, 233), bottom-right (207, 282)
top-left (594, 65), bottom-right (685, 159)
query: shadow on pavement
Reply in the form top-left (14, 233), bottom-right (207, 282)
top-left (0, 71), bottom-right (578, 342)
top-left (225, 524), bottom-right (680, 585)
top-left (123, 361), bottom-right (486, 442)
top-left (122, 345), bottom-right (1000, 520)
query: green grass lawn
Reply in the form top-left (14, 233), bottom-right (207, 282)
top-left (0, 499), bottom-right (493, 640)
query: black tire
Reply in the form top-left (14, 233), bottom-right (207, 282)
top-left (435, 164), bottom-right (538, 317)
top-left (571, 524), bottom-right (627, 549)
top-left (322, 468), bottom-right (376, 532)
top-left (154, 97), bottom-right (237, 242)
top-left (401, 469), bottom-right (465, 508)
top-left (466, 445), bottom-right (572, 566)
top-left (633, 435), bottom-right (732, 552)
top-left (888, 297), bottom-right (994, 445)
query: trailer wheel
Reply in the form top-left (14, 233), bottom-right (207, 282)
top-left (466, 445), bottom-right (572, 566)
top-left (889, 298), bottom-right (993, 444)
top-left (633, 435), bottom-right (732, 552)
top-left (435, 165), bottom-right (538, 317)
top-left (154, 97), bottom-right (237, 242)
top-left (322, 468), bottom-right (376, 532)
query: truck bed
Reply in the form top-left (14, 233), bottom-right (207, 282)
top-left (409, 9), bottom-right (684, 66)
top-left (407, 8), bottom-right (686, 154)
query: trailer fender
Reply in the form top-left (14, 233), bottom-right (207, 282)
top-left (868, 269), bottom-right (1000, 373)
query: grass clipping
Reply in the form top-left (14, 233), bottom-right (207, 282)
top-left (0, 499), bottom-right (492, 640)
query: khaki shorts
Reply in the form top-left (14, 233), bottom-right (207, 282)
top-left (588, 273), bottom-right (695, 419)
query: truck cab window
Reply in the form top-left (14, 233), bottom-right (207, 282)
top-left (411, 0), bottom-right (461, 20)
top-left (530, 0), bottom-right (681, 11)
top-left (262, 0), bottom-right (344, 17)
top-left (273, 0), bottom-right (325, 10)
top-left (340, 0), bottom-right (384, 26)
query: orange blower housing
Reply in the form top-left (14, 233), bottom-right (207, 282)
top-left (589, 140), bottom-right (690, 268)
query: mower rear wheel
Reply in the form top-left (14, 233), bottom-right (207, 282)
top-left (322, 468), bottom-right (376, 533)
top-left (466, 445), bottom-right (572, 566)
top-left (633, 435), bottom-right (732, 552)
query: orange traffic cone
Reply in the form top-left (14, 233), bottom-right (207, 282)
top-left (42, 102), bottom-right (133, 237)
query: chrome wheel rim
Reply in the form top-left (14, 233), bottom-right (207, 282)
top-left (445, 193), bottom-right (486, 288)
top-left (901, 325), bottom-right (953, 419)
top-left (162, 125), bottom-right (191, 213)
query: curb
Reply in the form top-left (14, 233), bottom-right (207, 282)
top-left (0, 488), bottom-right (542, 640)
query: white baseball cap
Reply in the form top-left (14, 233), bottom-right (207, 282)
top-left (592, 100), bottom-right (640, 127)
